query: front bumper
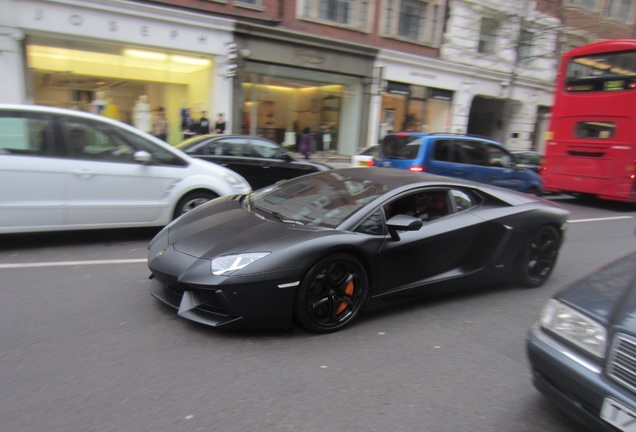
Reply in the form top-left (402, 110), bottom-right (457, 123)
top-left (527, 323), bottom-right (636, 432)
top-left (148, 245), bottom-right (299, 330)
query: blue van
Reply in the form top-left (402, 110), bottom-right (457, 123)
top-left (375, 133), bottom-right (543, 194)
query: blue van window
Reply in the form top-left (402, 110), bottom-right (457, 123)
top-left (381, 135), bottom-right (421, 159)
top-left (457, 140), bottom-right (488, 166)
top-left (433, 140), bottom-right (454, 162)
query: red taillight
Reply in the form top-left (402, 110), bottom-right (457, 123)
top-left (409, 166), bottom-right (424, 173)
top-left (395, 133), bottom-right (410, 137)
top-left (367, 160), bottom-right (375, 167)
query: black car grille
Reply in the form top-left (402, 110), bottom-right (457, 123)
top-left (607, 333), bottom-right (636, 394)
top-left (155, 274), bottom-right (227, 315)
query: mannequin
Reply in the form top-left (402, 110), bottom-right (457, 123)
top-left (133, 95), bottom-right (152, 133)
top-left (92, 91), bottom-right (107, 116)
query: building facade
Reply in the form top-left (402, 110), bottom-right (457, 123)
top-left (0, 0), bottom-right (237, 144)
top-left (1, 0), bottom-right (635, 154)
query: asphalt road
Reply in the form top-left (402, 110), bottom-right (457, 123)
top-left (1, 196), bottom-right (635, 432)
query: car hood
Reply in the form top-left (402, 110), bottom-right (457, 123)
top-left (166, 196), bottom-right (311, 259)
top-left (556, 251), bottom-right (636, 329)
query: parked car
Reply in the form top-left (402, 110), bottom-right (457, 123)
top-left (350, 145), bottom-right (378, 167)
top-left (512, 150), bottom-right (543, 173)
top-left (527, 249), bottom-right (636, 432)
top-left (175, 134), bottom-right (331, 190)
top-left (374, 133), bottom-right (543, 195)
top-left (148, 167), bottom-right (568, 333)
top-left (0, 104), bottom-right (251, 234)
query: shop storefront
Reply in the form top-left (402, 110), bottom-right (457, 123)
top-left (233, 24), bottom-right (377, 156)
top-left (0, 0), bottom-right (234, 144)
top-left (379, 81), bottom-right (453, 137)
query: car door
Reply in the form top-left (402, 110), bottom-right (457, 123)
top-left (196, 136), bottom-right (263, 188)
top-left (481, 142), bottom-right (529, 191)
top-left (426, 139), bottom-right (471, 179)
top-left (60, 116), bottom-right (170, 226)
top-left (373, 188), bottom-right (509, 299)
top-left (249, 138), bottom-right (305, 188)
top-left (0, 109), bottom-right (68, 232)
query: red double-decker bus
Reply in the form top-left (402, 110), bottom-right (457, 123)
top-left (542, 39), bottom-right (636, 203)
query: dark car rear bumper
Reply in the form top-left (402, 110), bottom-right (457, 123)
top-left (527, 324), bottom-right (636, 432)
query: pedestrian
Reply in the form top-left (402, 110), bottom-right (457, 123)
top-left (198, 111), bottom-right (210, 135)
top-left (181, 108), bottom-right (196, 140)
top-left (153, 107), bottom-right (168, 142)
top-left (314, 123), bottom-right (328, 158)
top-left (299, 127), bottom-right (312, 160)
top-left (215, 113), bottom-right (226, 134)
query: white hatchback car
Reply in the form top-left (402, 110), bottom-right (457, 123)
top-left (0, 104), bottom-right (251, 234)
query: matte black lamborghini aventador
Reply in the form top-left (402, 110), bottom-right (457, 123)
top-left (148, 167), bottom-right (569, 333)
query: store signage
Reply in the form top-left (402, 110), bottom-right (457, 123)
top-left (23, 2), bottom-right (226, 53)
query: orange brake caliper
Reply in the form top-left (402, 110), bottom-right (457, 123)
top-left (336, 279), bottom-right (355, 314)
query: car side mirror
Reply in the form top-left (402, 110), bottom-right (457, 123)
top-left (133, 150), bottom-right (152, 164)
top-left (386, 214), bottom-right (423, 241)
top-left (280, 152), bottom-right (293, 162)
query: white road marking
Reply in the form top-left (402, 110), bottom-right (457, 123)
top-left (569, 216), bottom-right (634, 223)
top-left (0, 258), bottom-right (147, 269)
top-left (0, 216), bottom-right (633, 269)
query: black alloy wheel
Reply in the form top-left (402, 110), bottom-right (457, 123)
top-left (295, 254), bottom-right (368, 333)
top-left (516, 225), bottom-right (561, 288)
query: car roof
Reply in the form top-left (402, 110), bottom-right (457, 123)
top-left (176, 134), bottom-right (280, 149)
top-left (384, 132), bottom-right (504, 146)
top-left (328, 167), bottom-right (539, 205)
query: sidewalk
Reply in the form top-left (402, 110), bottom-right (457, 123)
top-left (292, 152), bottom-right (351, 167)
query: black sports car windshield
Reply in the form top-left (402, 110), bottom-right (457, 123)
top-left (250, 171), bottom-right (390, 228)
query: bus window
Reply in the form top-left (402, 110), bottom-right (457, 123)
top-left (574, 121), bottom-right (616, 139)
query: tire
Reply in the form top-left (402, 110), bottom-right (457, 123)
top-left (173, 191), bottom-right (218, 219)
top-left (295, 254), bottom-right (368, 333)
top-left (515, 225), bottom-right (561, 288)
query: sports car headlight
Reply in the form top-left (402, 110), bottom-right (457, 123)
top-left (540, 298), bottom-right (607, 358)
top-left (211, 252), bottom-right (270, 275)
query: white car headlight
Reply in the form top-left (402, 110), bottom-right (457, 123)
top-left (222, 172), bottom-right (250, 190)
top-left (211, 252), bottom-right (270, 275)
top-left (540, 298), bottom-right (607, 358)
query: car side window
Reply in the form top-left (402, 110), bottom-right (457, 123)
top-left (433, 140), bottom-right (453, 162)
top-left (457, 140), bottom-right (488, 166)
top-left (223, 138), bottom-right (253, 157)
top-left (354, 207), bottom-right (386, 235)
top-left (485, 143), bottom-right (513, 168)
top-left (0, 112), bottom-right (51, 157)
top-left (387, 190), bottom-right (450, 222)
top-left (450, 189), bottom-right (476, 211)
top-left (61, 118), bottom-right (136, 163)
top-left (251, 139), bottom-right (282, 158)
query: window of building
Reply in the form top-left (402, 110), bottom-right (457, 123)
top-left (565, 0), bottom-right (597, 10)
top-left (301, 0), bottom-right (371, 30)
top-left (234, 0), bottom-right (261, 6)
top-left (518, 29), bottom-right (533, 64)
top-left (478, 18), bottom-right (499, 54)
top-left (383, 0), bottom-right (442, 45)
top-left (605, 0), bottom-right (632, 24)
